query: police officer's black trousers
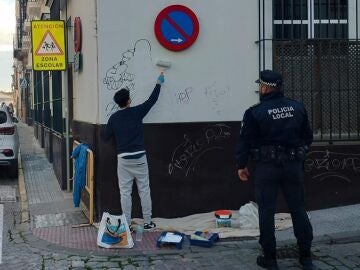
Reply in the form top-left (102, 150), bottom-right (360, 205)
top-left (254, 160), bottom-right (313, 255)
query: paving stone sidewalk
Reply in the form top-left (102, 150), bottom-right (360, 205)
top-left (18, 123), bottom-right (88, 228)
top-left (2, 122), bottom-right (358, 269)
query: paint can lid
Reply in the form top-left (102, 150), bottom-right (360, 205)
top-left (214, 210), bottom-right (232, 219)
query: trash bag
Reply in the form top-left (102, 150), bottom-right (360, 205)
top-left (238, 201), bottom-right (259, 229)
top-left (97, 212), bottom-right (134, 248)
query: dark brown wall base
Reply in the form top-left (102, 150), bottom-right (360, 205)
top-left (39, 125), bottom-right (45, 148)
top-left (34, 122), bottom-right (45, 148)
top-left (26, 117), bottom-right (33, 126)
top-left (72, 120), bottom-right (360, 222)
top-left (52, 132), bottom-right (67, 190)
top-left (33, 125), bottom-right (69, 190)
top-left (303, 144), bottom-right (360, 209)
top-left (44, 127), bottom-right (53, 163)
top-left (72, 121), bottom-right (97, 217)
top-left (34, 122), bottom-right (39, 140)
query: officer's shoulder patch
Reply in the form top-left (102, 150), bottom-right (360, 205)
top-left (250, 102), bottom-right (261, 109)
top-left (285, 97), bottom-right (298, 102)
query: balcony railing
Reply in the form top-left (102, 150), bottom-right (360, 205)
top-left (41, 13), bottom-right (50, 20)
top-left (14, 49), bottom-right (22, 60)
top-left (40, 2), bottom-right (50, 17)
top-left (23, 19), bottom-right (31, 33)
top-left (26, 0), bottom-right (41, 18)
top-left (13, 34), bottom-right (19, 51)
top-left (22, 33), bottom-right (31, 50)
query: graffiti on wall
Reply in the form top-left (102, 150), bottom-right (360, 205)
top-left (304, 150), bottom-right (360, 183)
top-left (168, 123), bottom-right (231, 177)
top-left (101, 39), bottom-right (235, 123)
top-left (103, 39), bottom-right (152, 118)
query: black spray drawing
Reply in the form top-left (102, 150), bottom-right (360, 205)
top-left (168, 124), bottom-right (231, 177)
top-left (103, 39), bottom-right (152, 118)
top-left (203, 81), bottom-right (231, 115)
top-left (102, 39), bottom-right (234, 122)
top-left (304, 150), bottom-right (360, 183)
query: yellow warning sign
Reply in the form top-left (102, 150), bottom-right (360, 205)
top-left (31, 20), bottom-right (66, 71)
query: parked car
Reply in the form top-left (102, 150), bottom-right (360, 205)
top-left (0, 106), bottom-right (19, 178)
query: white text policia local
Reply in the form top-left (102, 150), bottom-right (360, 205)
top-left (268, 106), bottom-right (294, 120)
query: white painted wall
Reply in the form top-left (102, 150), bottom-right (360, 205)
top-left (97, 0), bottom-right (260, 124)
top-left (259, 0), bottom-right (273, 71)
top-left (65, 0), bottom-right (98, 124)
top-left (349, 0), bottom-right (360, 39)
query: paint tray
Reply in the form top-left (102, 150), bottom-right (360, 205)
top-left (156, 231), bottom-right (185, 249)
top-left (189, 231), bottom-right (219, 247)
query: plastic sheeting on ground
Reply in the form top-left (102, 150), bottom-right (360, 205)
top-left (132, 211), bottom-right (293, 239)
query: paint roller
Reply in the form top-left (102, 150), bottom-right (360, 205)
top-left (155, 58), bottom-right (172, 70)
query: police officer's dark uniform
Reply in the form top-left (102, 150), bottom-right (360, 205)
top-left (236, 70), bottom-right (314, 270)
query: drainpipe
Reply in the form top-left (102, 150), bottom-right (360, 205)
top-left (64, 0), bottom-right (71, 192)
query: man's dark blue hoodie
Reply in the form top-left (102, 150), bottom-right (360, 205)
top-left (103, 84), bottom-right (161, 155)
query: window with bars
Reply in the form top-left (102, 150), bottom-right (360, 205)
top-left (274, 0), bottom-right (348, 40)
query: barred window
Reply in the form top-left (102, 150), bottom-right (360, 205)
top-left (274, 0), bottom-right (348, 40)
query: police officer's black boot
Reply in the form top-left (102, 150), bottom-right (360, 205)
top-left (256, 251), bottom-right (279, 270)
top-left (299, 250), bottom-right (315, 270)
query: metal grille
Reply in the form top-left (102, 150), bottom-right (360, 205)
top-left (259, 0), bottom-right (360, 141)
top-left (273, 40), bottom-right (360, 141)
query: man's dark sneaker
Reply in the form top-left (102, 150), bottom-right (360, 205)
top-left (256, 255), bottom-right (279, 270)
top-left (299, 256), bottom-right (315, 270)
top-left (144, 221), bottom-right (156, 230)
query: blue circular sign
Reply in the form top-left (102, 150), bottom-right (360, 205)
top-left (155, 5), bottom-right (200, 51)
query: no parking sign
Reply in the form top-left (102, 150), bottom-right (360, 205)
top-left (154, 5), bottom-right (200, 51)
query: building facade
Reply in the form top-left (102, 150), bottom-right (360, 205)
top-left (14, 0), bottom-right (360, 221)
top-left (0, 91), bottom-right (15, 106)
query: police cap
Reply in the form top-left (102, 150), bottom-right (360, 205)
top-left (255, 70), bottom-right (283, 87)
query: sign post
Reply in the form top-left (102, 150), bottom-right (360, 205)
top-left (32, 20), bottom-right (70, 192)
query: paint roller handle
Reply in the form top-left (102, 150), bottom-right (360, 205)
top-left (157, 72), bottom-right (165, 85)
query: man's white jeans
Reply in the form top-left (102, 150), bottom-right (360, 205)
top-left (117, 155), bottom-right (152, 225)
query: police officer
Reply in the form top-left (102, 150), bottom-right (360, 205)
top-left (236, 70), bottom-right (314, 270)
